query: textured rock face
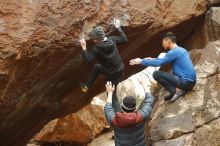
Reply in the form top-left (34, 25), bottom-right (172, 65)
top-left (34, 94), bottom-right (108, 145)
top-left (0, 0), bottom-right (219, 146)
top-left (206, 7), bottom-right (220, 41)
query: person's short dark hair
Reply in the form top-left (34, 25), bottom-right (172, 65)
top-left (163, 32), bottom-right (177, 43)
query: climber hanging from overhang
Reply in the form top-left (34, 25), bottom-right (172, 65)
top-left (130, 32), bottom-right (197, 102)
top-left (79, 19), bottom-right (128, 111)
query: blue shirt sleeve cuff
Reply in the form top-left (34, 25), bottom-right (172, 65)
top-left (105, 102), bottom-right (113, 108)
top-left (141, 59), bottom-right (147, 66)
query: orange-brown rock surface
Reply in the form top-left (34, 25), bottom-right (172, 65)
top-left (34, 94), bottom-right (108, 145)
top-left (0, 0), bottom-right (219, 146)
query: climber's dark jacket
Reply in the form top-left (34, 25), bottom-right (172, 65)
top-left (81, 27), bottom-right (128, 75)
top-left (104, 93), bottom-right (154, 146)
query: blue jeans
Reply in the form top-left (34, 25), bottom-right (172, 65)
top-left (153, 71), bottom-right (196, 95)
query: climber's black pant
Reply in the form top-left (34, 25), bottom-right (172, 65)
top-left (153, 71), bottom-right (196, 95)
top-left (85, 64), bottom-right (124, 111)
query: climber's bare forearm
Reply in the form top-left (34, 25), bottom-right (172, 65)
top-left (107, 92), bottom-right (113, 103)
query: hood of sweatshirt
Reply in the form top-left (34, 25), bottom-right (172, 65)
top-left (112, 112), bottom-right (144, 128)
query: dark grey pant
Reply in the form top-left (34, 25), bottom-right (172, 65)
top-left (85, 64), bottom-right (123, 111)
top-left (153, 71), bottom-right (196, 95)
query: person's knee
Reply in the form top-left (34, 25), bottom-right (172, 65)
top-left (183, 82), bottom-right (196, 92)
top-left (153, 71), bottom-right (161, 80)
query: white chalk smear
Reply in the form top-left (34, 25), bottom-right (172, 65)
top-left (0, 19), bottom-right (5, 33)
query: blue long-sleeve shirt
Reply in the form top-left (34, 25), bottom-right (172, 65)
top-left (141, 46), bottom-right (196, 82)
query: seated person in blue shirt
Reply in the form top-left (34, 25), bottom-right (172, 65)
top-left (130, 32), bottom-right (196, 102)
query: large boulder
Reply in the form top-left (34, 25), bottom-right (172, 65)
top-left (0, 0), bottom-right (219, 145)
top-left (34, 94), bottom-right (108, 145)
top-left (206, 7), bottom-right (220, 41)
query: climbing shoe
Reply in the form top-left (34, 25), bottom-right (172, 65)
top-left (164, 93), bottom-right (174, 101)
top-left (80, 83), bottom-right (89, 93)
top-left (170, 90), bottom-right (186, 103)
